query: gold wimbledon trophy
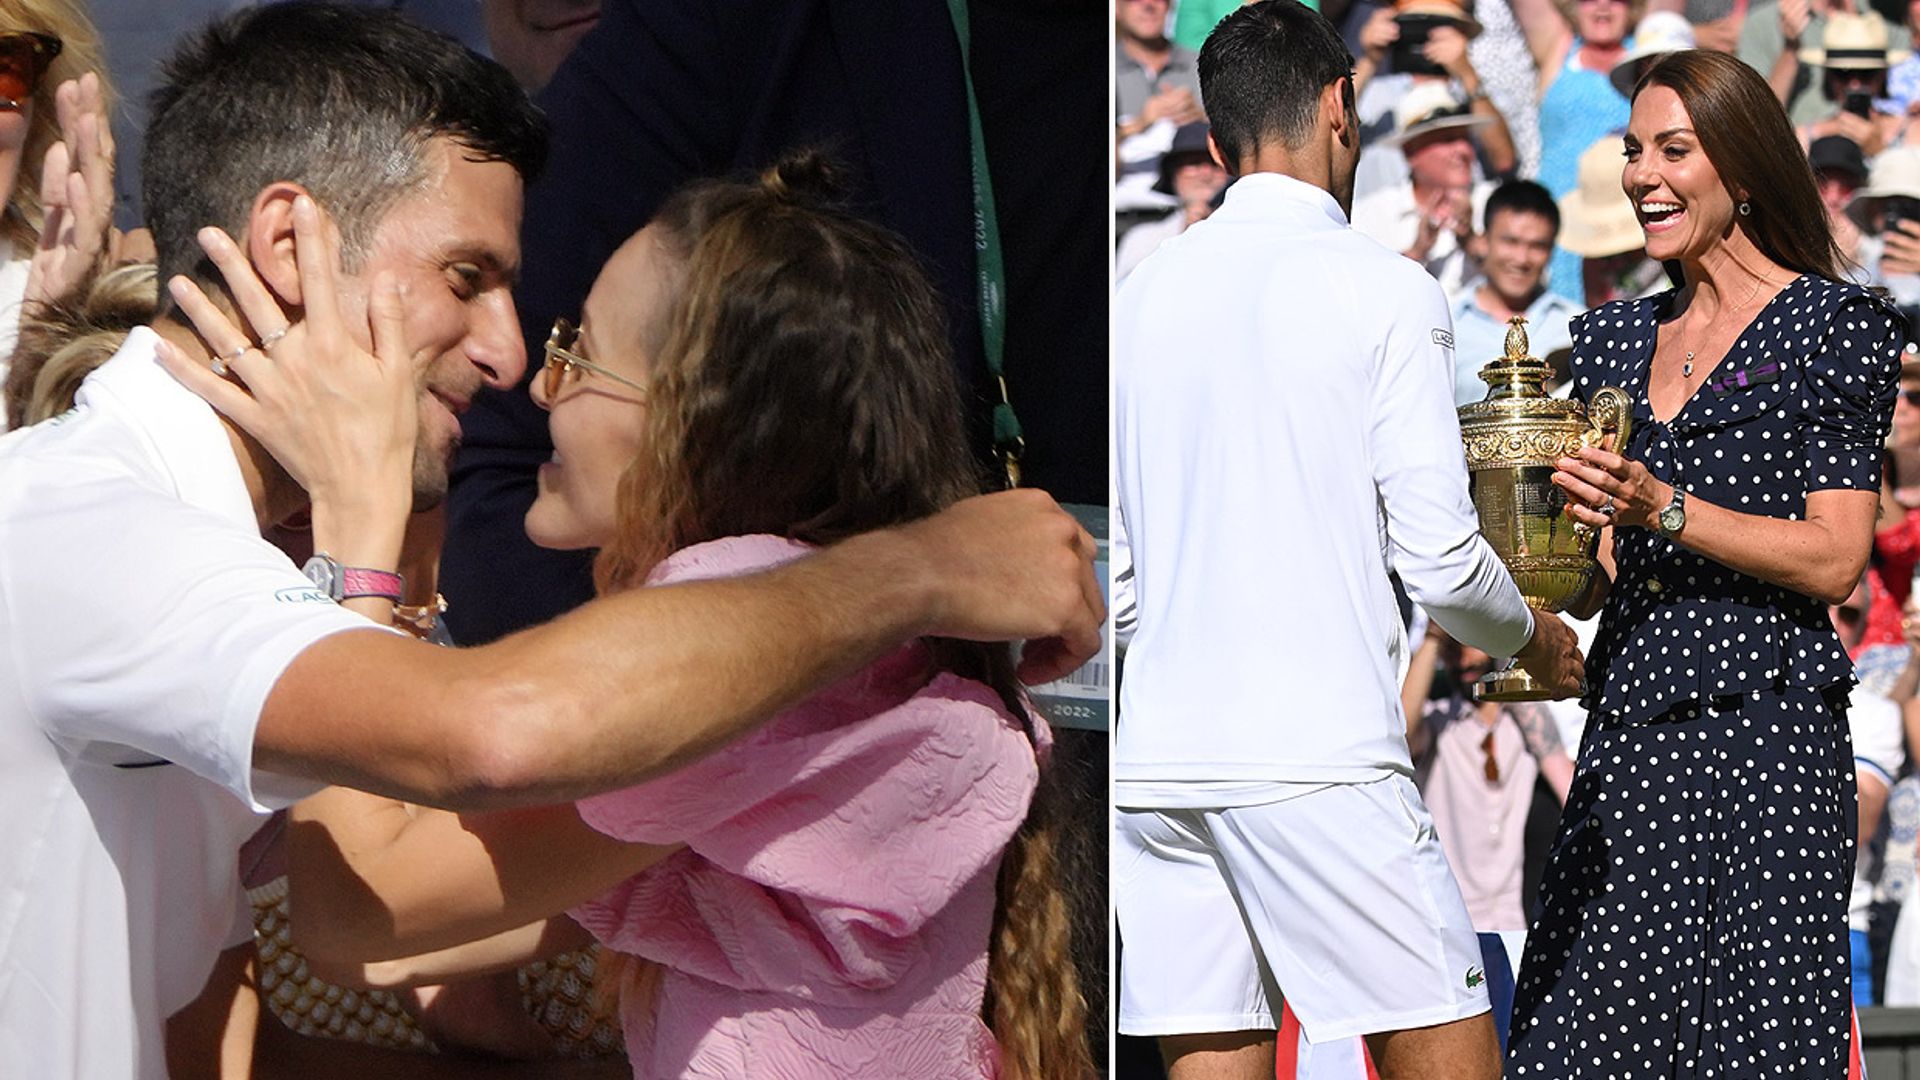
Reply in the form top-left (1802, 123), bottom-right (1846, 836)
top-left (1458, 317), bottom-right (1630, 701)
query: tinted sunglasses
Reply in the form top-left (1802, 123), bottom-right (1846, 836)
top-left (1902, 389), bottom-right (1920, 407)
top-left (0, 32), bottom-right (60, 108)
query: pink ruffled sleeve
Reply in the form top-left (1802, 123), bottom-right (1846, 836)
top-left (568, 536), bottom-right (1040, 992)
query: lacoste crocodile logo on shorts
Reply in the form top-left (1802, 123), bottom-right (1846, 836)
top-left (1465, 966), bottom-right (1484, 989)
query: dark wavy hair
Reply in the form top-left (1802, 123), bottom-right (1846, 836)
top-left (1633, 50), bottom-right (1848, 282)
top-left (592, 151), bottom-right (1094, 1080)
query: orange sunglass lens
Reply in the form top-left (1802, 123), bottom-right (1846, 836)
top-left (0, 36), bottom-right (51, 103)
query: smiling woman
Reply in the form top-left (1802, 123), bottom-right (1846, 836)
top-left (1507, 49), bottom-right (1903, 1078)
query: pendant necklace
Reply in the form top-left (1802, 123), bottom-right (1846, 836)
top-left (1680, 274), bottom-right (1766, 378)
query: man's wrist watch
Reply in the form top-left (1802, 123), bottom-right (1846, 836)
top-left (302, 553), bottom-right (404, 603)
top-left (1655, 486), bottom-right (1687, 537)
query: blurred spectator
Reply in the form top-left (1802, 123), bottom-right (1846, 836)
top-left (1810, 134), bottom-right (1874, 277)
top-left (479, 0), bottom-right (601, 92)
top-left (1510, 0), bottom-right (1634, 303)
top-left (1353, 0), bottom-right (1517, 199)
top-left (1114, 121), bottom-right (1226, 280)
top-left (1608, 10), bottom-right (1698, 97)
top-left (0, 0), bottom-right (125, 409)
top-left (1832, 578), bottom-right (1909, 1006)
top-left (1117, 0), bottom-right (1205, 235)
top-left (1402, 621), bottom-right (1575, 933)
top-left (1889, 0), bottom-right (1920, 109)
top-left (1855, 365), bottom-right (1920, 695)
top-left (1449, 179), bottom-right (1581, 405)
top-left (1687, 0), bottom-right (1747, 52)
top-left (1738, 0), bottom-right (1828, 122)
top-left (1471, 0), bottom-right (1548, 177)
top-left (1350, 80), bottom-right (1497, 296)
top-left (1558, 135), bottom-right (1671, 306)
top-left (1849, 144), bottom-right (1920, 308)
top-left (1796, 12), bottom-right (1909, 153)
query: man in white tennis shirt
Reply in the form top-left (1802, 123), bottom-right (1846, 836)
top-left (1112, 3), bottom-right (1583, 1078)
top-left (0, 6), bottom-right (1100, 1077)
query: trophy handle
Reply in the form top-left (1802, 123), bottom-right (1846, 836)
top-left (1573, 386), bottom-right (1633, 552)
top-left (1583, 386), bottom-right (1633, 460)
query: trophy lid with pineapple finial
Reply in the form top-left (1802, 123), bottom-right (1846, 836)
top-left (1476, 315), bottom-right (1554, 401)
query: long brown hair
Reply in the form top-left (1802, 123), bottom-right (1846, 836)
top-left (593, 151), bottom-right (1094, 1080)
top-left (1633, 50), bottom-right (1848, 282)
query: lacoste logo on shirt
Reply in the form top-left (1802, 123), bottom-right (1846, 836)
top-left (1432, 328), bottom-right (1454, 349)
top-left (1465, 966), bottom-right (1484, 989)
top-left (275, 586), bottom-right (333, 604)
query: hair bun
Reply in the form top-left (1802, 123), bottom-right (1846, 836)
top-left (759, 148), bottom-right (851, 208)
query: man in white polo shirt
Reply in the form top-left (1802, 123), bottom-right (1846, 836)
top-left (1112, 3), bottom-right (1582, 1078)
top-left (0, 7), bottom-right (1100, 1078)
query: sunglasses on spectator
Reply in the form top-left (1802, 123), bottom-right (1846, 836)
top-left (1903, 389), bottom-right (1920, 407)
top-left (542, 317), bottom-right (648, 401)
top-left (1481, 730), bottom-right (1499, 784)
top-left (0, 32), bottom-right (60, 108)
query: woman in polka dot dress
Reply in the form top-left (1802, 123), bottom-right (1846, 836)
top-left (1508, 50), bottom-right (1902, 1076)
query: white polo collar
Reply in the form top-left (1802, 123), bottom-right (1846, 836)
top-left (74, 326), bottom-right (259, 531)
top-left (1213, 172), bottom-right (1352, 231)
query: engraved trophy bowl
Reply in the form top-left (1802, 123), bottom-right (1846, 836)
top-left (1458, 316), bottom-right (1630, 701)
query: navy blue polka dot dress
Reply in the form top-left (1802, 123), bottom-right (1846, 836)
top-left (1507, 275), bottom-right (1901, 1078)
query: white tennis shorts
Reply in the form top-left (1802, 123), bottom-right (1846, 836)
top-left (1114, 774), bottom-right (1491, 1043)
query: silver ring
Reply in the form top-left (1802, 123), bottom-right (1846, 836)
top-left (1598, 495), bottom-right (1618, 517)
top-left (258, 325), bottom-right (290, 350)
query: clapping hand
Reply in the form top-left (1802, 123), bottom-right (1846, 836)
top-left (25, 72), bottom-right (116, 309)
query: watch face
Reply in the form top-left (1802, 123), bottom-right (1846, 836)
top-left (1659, 506), bottom-right (1685, 534)
top-left (302, 557), bottom-right (338, 597)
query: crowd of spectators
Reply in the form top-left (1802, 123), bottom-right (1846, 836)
top-left (1116, 0), bottom-right (1920, 1017)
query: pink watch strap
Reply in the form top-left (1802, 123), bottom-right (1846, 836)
top-left (338, 566), bottom-right (405, 602)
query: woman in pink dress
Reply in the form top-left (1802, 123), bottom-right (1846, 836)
top-left (173, 152), bottom-right (1092, 1080)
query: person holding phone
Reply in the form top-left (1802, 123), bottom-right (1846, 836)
top-left (1794, 12), bottom-right (1908, 154)
top-left (1847, 144), bottom-right (1920, 309)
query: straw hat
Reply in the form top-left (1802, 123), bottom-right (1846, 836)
top-left (1395, 0), bottom-right (1483, 39)
top-left (1558, 136), bottom-right (1643, 258)
top-left (1799, 11), bottom-right (1911, 69)
top-left (1609, 12), bottom-right (1697, 98)
top-left (1847, 145), bottom-right (1920, 230)
top-left (1386, 80), bottom-right (1492, 146)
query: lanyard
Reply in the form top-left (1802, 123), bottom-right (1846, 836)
top-left (944, 0), bottom-right (1024, 488)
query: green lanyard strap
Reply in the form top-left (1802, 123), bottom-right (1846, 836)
top-left (944, 0), bottom-right (1024, 488)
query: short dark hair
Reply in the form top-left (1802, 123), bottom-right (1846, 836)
top-left (142, 1), bottom-right (548, 290)
top-left (1483, 179), bottom-right (1561, 235)
top-left (1198, 0), bottom-right (1352, 168)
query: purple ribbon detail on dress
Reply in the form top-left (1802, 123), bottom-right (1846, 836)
top-left (1708, 360), bottom-right (1780, 396)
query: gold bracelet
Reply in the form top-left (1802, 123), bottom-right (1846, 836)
top-left (393, 593), bottom-right (447, 640)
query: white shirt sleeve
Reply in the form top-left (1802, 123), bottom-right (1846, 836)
top-left (1370, 273), bottom-right (1535, 658)
top-left (0, 476), bottom-right (385, 811)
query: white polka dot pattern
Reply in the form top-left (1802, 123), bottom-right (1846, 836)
top-left (1506, 275), bottom-right (1900, 1077)
top-left (1571, 276), bottom-right (1900, 721)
